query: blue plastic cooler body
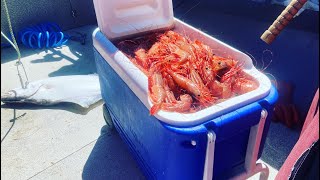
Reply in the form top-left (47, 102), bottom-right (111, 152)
top-left (93, 31), bottom-right (278, 180)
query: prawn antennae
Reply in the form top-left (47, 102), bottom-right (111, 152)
top-left (178, 0), bottom-right (202, 19)
top-left (261, 49), bottom-right (273, 72)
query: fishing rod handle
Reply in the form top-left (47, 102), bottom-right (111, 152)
top-left (260, 0), bottom-right (308, 44)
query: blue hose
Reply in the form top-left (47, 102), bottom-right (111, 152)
top-left (18, 22), bottom-right (69, 49)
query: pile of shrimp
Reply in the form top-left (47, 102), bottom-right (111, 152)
top-left (116, 30), bottom-right (259, 115)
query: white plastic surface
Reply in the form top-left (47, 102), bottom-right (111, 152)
top-left (93, 0), bottom-right (174, 39)
top-left (93, 18), bottom-right (272, 127)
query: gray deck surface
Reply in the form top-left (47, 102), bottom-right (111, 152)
top-left (1, 25), bottom-right (144, 180)
top-left (1, 2), bottom-right (316, 179)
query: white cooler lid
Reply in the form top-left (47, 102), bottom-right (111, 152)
top-left (95, 0), bottom-right (174, 39)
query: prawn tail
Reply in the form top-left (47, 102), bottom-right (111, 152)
top-left (150, 103), bottom-right (162, 115)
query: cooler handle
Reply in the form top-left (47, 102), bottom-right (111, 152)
top-left (203, 109), bottom-right (269, 180)
top-left (231, 109), bottom-right (269, 180)
top-left (203, 131), bottom-right (216, 180)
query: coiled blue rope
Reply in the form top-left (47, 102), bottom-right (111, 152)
top-left (18, 22), bottom-right (69, 49)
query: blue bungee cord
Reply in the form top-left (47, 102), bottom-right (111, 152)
top-left (18, 22), bottom-right (69, 49)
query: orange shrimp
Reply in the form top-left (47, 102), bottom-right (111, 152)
top-left (172, 47), bottom-right (190, 64)
top-left (151, 77), bottom-right (193, 114)
top-left (232, 77), bottom-right (259, 94)
top-left (149, 72), bottom-right (166, 115)
top-left (147, 42), bottom-right (162, 56)
top-left (152, 42), bottom-right (172, 56)
top-left (165, 30), bottom-right (188, 42)
top-left (208, 80), bottom-right (232, 99)
top-left (189, 68), bottom-right (217, 105)
top-left (116, 30), bottom-right (260, 114)
top-left (163, 79), bottom-right (177, 103)
top-left (200, 60), bottom-right (215, 85)
top-left (189, 68), bottom-right (205, 86)
top-left (167, 69), bottom-right (215, 106)
top-left (176, 40), bottom-right (195, 56)
top-left (166, 31), bottom-right (195, 55)
top-left (161, 79), bottom-right (193, 113)
top-left (135, 48), bottom-right (149, 70)
top-left (161, 94), bottom-right (193, 113)
top-left (220, 63), bottom-right (243, 83)
top-left (159, 31), bottom-right (172, 40)
top-left (212, 56), bottom-right (237, 73)
top-left (162, 71), bottom-right (178, 94)
top-left (167, 69), bottom-right (201, 96)
top-left (194, 40), bottom-right (214, 61)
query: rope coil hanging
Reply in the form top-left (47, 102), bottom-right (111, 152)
top-left (1, 0), bottom-right (29, 89)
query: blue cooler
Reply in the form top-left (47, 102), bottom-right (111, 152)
top-left (92, 1), bottom-right (278, 179)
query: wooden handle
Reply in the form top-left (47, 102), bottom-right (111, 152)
top-left (260, 0), bottom-right (308, 44)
